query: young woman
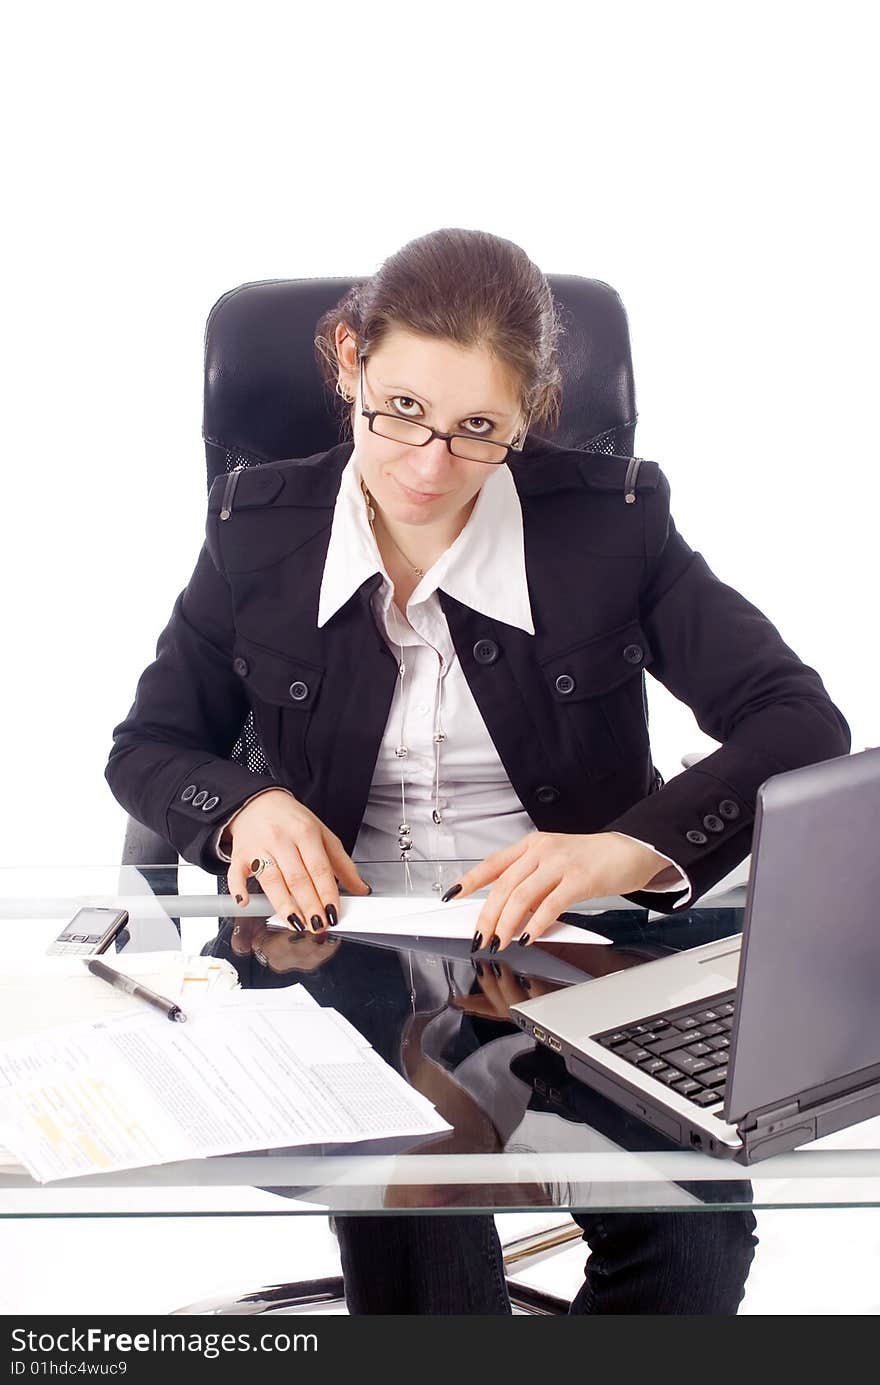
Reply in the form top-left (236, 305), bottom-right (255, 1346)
top-left (106, 227), bottom-right (850, 1312)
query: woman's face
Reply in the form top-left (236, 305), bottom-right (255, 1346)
top-left (335, 325), bottom-right (525, 532)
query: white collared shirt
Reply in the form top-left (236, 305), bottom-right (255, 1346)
top-left (215, 450), bottom-right (691, 908)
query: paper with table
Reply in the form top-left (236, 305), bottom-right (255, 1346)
top-left (0, 901), bottom-right (605, 1183)
top-left (0, 975), bottom-right (452, 1184)
top-left (0, 859), bottom-right (750, 1183)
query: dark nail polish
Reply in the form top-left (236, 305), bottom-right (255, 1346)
top-left (515, 973), bottom-right (531, 990)
top-left (325, 903), bottom-right (338, 927)
top-left (234, 894), bottom-right (243, 904)
top-left (442, 883), bottom-right (462, 903)
top-left (363, 883), bottom-right (373, 896)
top-left (470, 931), bottom-right (483, 953)
top-left (517, 932), bottom-right (530, 946)
top-left (490, 961), bottom-right (503, 979)
top-left (287, 913), bottom-right (305, 933)
top-left (473, 960), bottom-right (484, 977)
top-left (488, 936), bottom-right (501, 954)
top-left (310, 915), bottom-right (323, 932)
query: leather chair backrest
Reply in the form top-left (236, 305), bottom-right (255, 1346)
top-left (202, 274), bottom-right (638, 490)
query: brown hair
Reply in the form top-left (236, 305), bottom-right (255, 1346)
top-left (313, 227), bottom-right (564, 440)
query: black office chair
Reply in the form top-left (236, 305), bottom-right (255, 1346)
top-left (121, 273), bottom-right (656, 1315)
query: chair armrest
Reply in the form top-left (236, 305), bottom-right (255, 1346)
top-left (680, 749), bottom-right (713, 770)
top-left (121, 814), bottom-right (179, 866)
top-left (118, 816), bottom-right (182, 939)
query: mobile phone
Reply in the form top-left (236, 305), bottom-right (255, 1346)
top-left (45, 907), bottom-right (130, 956)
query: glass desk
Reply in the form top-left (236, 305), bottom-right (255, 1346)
top-left (2, 860), bottom-right (880, 1220)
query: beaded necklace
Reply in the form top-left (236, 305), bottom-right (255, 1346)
top-left (361, 477), bottom-right (449, 894)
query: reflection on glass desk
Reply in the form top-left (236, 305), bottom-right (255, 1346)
top-left (2, 860), bottom-right (880, 1217)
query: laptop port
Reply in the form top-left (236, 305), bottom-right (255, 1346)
top-left (533, 1026), bottom-right (546, 1042)
top-left (689, 1132), bottom-right (703, 1150)
top-left (547, 1035), bottom-right (562, 1052)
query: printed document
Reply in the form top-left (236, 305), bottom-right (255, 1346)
top-left (0, 999), bottom-right (451, 1184)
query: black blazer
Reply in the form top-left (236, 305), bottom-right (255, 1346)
top-left (105, 433), bottom-right (851, 913)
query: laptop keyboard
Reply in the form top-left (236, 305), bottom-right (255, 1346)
top-left (592, 993), bottom-right (737, 1110)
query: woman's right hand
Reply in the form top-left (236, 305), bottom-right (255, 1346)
top-left (226, 789), bottom-right (371, 932)
top-left (228, 916), bottom-right (342, 973)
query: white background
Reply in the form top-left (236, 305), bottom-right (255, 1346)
top-left (2, 0), bottom-right (877, 868)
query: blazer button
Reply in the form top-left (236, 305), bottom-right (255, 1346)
top-left (473, 639), bottom-right (499, 665)
top-left (233, 657), bottom-right (249, 677)
top-left (719, 799), bottom-right (740, 820)
top-left (555, 673), bottom-right (576, 695)
top-left (192, 790), bottom-right (208, 807)
top-left (289, 681), bottom-right (309, 701)
top-left (180, 784), bottom-right (197, 802)
top-left (535, 784), bottom-right (561, 805)
top-left (703, 814), bottom-right (725, 833)
top-left (623, 643), bottom-right (644, 665)
top-left (202, 796), bottom-right (220, 811)
top-left (686, 829), bottom-right (708, 845)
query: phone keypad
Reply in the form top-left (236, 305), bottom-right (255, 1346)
top-left (47, 938), bottom-right (101, 955)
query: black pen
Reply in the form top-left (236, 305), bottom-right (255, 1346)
top-left (85, 957), bottom-right (187, 1023)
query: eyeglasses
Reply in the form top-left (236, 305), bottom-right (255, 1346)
top-left (358, 356), bottom-right (530, 465)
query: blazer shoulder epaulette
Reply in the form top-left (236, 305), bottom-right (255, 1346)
top-left (207, 441), bottom-right (353, 519)
top-left (510, 435), bottom-right (662, 504)
top-left (577, 451), bottom-right (662, 503)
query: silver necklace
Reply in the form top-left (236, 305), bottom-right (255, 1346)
top-left (360, 477), bottom-right (426, 578)
top-left (393, 622), bottom-right (448, 892)
top-left (361, 478), bottom-right (449, 893)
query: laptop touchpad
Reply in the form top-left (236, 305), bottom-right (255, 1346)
top-left (698, 946), bottom-right (741, 987)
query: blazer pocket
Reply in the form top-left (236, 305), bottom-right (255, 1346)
top-left (539, 619), bottom-right (654, 771)
top-left (231, 634), bottom-right (325, 783)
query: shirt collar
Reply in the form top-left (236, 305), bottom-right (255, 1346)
top-left (317, 450), bottom-right (535, 634)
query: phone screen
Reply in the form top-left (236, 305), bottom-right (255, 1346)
top-left (46, 908), bottom-right (130, 956)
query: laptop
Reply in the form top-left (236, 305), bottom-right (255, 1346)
top-left (511, 747), bottom-right (880, 1164)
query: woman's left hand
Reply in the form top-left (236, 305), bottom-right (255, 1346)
top-left (448, 830), bottom-right (672, 950)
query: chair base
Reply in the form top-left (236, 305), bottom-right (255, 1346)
top-left (171, 1218), bottom-right (583, 1316)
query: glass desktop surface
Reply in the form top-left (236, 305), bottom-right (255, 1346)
top-left (1, 860), bottom-right (879, 1219)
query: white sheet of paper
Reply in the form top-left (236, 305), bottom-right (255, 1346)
top-left (0, 953), bottom-right (240, 1043)
top-left (217, 983), bottom-right (320, 1010)
top-left (266, 896), bottom-right (613, 944)
top-left (0, 1004), bottom-right (451, 1184)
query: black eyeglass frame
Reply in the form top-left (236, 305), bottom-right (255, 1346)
top-left (357, 356), bottom-right (531, 465)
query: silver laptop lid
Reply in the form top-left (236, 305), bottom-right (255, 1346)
top-left (726, 747), bottom-right (880, 1122)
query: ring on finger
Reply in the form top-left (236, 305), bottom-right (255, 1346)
top-left (253, 947), bottom-right (269, 967)
top-left (249, 856), bottom-right (275, 879)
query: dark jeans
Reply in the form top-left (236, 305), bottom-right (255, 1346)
top-left (333, 1208), bottom-right (758, 1315)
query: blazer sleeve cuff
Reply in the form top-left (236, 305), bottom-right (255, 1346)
top-left (610, 832), bottom-right (693, 909)
top-left (602, 762), bottom-right (762, 915)
top-left (165, 759), bottom-right (289, 873)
